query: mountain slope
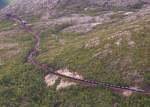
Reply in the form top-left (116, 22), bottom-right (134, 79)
top-left (0, 0), bottom-right (150, 107)
top-left (1, 0), bottom-right (150, 18)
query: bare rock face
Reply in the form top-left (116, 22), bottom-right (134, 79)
top-left (89, 0), bottom-right (141, 7)
top-left (0, 0), bottom-right (148, 18)
top-left (44, 68), bottom-right (83, 90)
top-left (84, 37), bottom-right (100, 48)
top-left (45, 74), bottom-right (59, 87)
top-left (142, 0), bottom-right (150, 3)
top-left (56, 80), bottom-right (76, 90)
top-left (0, 0), bottom-right (61, 17)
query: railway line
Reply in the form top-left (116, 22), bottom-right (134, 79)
top-left (6, 14), bottom-right (150, 95)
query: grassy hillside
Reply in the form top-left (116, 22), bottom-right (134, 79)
top-left (0, 14), bottom-right (150, 107)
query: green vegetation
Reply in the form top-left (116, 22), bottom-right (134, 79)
top-left (0, 15), bottom-right (150, 107)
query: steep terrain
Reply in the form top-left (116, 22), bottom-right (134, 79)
top-left (0, 0), bottom-right (150, 107)
top-left (1, 0), bottom-right (150, 18)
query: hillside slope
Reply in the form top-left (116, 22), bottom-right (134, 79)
top-left (0, 0), bottom-right (150, 107)
top-left (1, 0), bottom-right (150, 18)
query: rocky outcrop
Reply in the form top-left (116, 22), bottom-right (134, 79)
top-left (142, 0), bottom-right (150, 3)
top-left (89, 0), bottom-right (140, 7)
top-left (44, 68), bottom-right (83, 90)
top-left (0, 0), bottom-right (149, 18)
top-left (33, 13), bottom-right (112, 33)
top-left (0, 0), bottom-right (60, 16)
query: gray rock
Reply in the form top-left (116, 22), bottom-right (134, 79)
top-left (0, 0), bottom-right (149, 18)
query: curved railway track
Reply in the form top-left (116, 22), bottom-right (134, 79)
top-left (6, 14), bottom-right (150, 95)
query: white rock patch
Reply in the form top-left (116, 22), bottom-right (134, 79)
top-left (44, 68), bottom-right (83, 90)
top-left (56, 80), bottom-right (76, 90)
top-left (44, 74), bottom-right (58, 87)
top-left (115, 38), bottom-right (122, 46)
top-left (56, 68), bottom-right (83, 79)
top-left (122, 86), bottom-right (142, 97)
top-left (128, 41), bottom-right (135, 47)
top-left (84, 37), bottom-right (100, 49)
top-left (122, 90), bottom-right (133, 97)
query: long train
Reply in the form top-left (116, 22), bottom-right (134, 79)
top-left (6, 13), bottom-right (150, 95)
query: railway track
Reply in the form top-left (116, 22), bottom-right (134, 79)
top-left (6, 14), bottom-right (150, 95)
